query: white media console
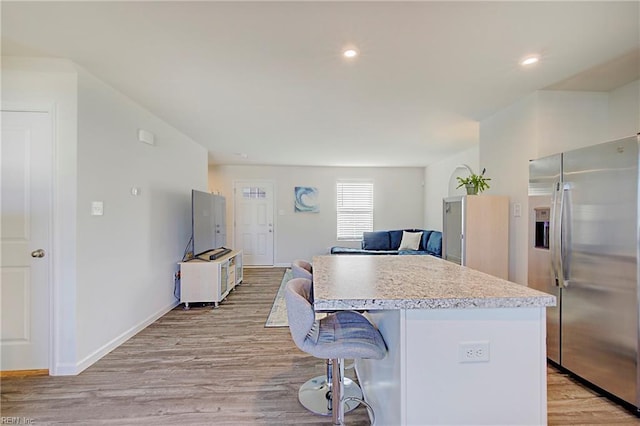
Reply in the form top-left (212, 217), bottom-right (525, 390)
top-left (179, 250), bottom-right (243, 309)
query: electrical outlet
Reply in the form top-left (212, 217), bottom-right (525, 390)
top-left (459, 341), bottom-right (490, 363)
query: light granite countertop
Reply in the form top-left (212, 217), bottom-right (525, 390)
top-left (311, 255), bottom-right (556, 311)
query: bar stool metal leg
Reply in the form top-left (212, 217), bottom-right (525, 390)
top-left (331, 358), bottom-right (345, 425)
top-left (329, 358), bottom-right (377, 425)
top-left (298, 359), bottom-right (362, 416)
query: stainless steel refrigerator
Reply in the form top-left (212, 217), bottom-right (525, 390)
top-left (528, 134), bottom-right (639, 410)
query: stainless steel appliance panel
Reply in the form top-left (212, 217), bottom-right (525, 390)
top-left (561, 136), bottom-right (639, 407)
top-left (528, 154), bottom-right (562, 363)
top-left (443, 197), bottom-right (464, 265)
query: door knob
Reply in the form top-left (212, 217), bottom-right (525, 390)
top-left (31, 249), bottom-right (45, 258)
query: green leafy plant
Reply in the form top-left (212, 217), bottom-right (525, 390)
top-left (456, 168), bottom-right (491, 194)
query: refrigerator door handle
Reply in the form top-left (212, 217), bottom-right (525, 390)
top-left (557, 182), bottom-right (570, 288)
top-left (561, 182), bottom-right (572, 287)
top-left (550, 181), bottom-right (560, 285)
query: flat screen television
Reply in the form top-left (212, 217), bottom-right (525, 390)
top-left (191, 189), bottom-right (216, 256)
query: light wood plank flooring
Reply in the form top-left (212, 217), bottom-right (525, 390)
top-left (1, 267), bottom-right (639, 425)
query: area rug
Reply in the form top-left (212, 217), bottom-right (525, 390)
top-left (265, 269), bottom-right (325, 327)
top-left (265, 269), bottom-right (293, 327)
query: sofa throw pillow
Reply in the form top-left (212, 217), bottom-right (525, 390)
top-left (398, 231), bottom-right (423, 251)
top-left (389, 230), bottom-right (405, 249)
top-left (427, 231), bottom-right (442, 256)
top-left (420, 230), bottom-right (433, 251)
top-left (362, 231), bottom-right (391, 250)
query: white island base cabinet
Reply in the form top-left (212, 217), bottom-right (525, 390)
top-left (356, 307), bottom-right (547, 425)
top-left (179, 250), bottom-right (243, 309)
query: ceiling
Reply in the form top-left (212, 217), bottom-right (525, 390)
top-left (2, 1), bottom-right (639, 167)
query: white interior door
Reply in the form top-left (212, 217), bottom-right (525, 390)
top-left (1, 110), bottom-right (52, 371)
top-left (234, 181), bottom-right (274, 266)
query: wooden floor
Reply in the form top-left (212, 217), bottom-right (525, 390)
top-left (2, 267), bottom-right (639, 425)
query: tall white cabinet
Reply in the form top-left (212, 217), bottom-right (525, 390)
top-left (442, 195), bottom-right (509, 279)
top-left (179, 250), bottom-right (243, 309)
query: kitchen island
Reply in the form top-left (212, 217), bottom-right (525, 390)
top-left (312, 254), bottom-right (555, 426)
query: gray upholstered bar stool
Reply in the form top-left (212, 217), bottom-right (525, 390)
top-left (285, 278), bottom-right (387, 425)
top-left (292, 259), bottom-right (313, 281)
top-left (290, 260), bottom-right (362, 417)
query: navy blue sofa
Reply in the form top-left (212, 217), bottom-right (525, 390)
top-left (330, 229), bottom-right (442, 257)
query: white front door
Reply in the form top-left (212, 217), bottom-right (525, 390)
top-left (234, 181), bottom-right (274, 266)
top-left (1, 110), bottom-right (52, 371)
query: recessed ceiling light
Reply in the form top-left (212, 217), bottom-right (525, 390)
top-left (520, 55), bottom-right (540, 66)
top-left (343, 48), bottom-right (358, 58)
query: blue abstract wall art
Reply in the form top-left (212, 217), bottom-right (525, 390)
top-left (294, 186), bottom-right (319, 213)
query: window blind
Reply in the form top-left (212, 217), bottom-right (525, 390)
top-left (336, 181), bottom-right (373, 240)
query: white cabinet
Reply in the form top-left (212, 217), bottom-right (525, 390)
top-left (179, 250), bottom-right (243, 309)
top-left (442, 195), bottom-right (509, 279)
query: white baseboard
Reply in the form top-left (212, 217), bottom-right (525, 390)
top-left (244, 263), bottom-right (290, 268)
top-left (54, 300), bottom-right (179, 376)
top-left (51, 362), bottom-right (80, 376)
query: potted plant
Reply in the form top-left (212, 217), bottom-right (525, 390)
top-left (456, 168), bottom-right (491, 195)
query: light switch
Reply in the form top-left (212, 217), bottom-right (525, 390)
top-left (513, 203), bottom-right (522, 217)
top-left (91, 201), bottom-right (104, 216)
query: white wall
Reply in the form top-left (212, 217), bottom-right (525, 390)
top-left (75, 68), bottom-right (207, 369)
top-left (423, 146), bottom-right (479, 230)
top-left (608, 80), bottom-right (640, 140)
top-left (2, 57), bottom-right (208, 374)
top-left (536, 90), bottom-right (609, 157)
top-left (209, 165), bottom-right (425, 265)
